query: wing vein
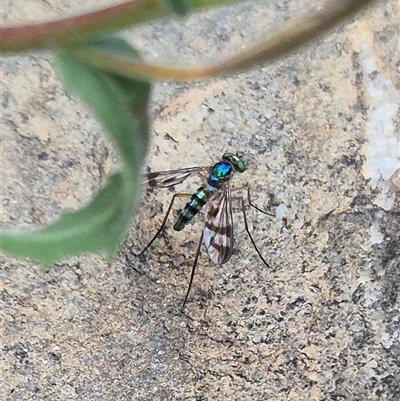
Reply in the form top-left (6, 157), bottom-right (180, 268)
top-left (143, 166), bottom-right (209, 188)
top-left (203, 186), bottom-right (234, 265)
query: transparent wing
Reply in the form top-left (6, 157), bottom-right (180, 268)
top-left (203, 186), bottom-right (234, 265)
top-left (143, 166), bottom-right (209, 188)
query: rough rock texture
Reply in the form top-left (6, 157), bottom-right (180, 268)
top-left (1, 1), bottom-right (399, 400)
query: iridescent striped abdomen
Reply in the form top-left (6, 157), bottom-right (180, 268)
top-left (173, 186), bottom-right (214, 231)
top-left (173, 160), bottom-right (234, 232)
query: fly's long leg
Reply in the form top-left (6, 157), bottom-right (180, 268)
top-left (182, 230), bottom-right (204, 308)
top-left (231, 184), bottom-right (273, 266)
top-left (240, 198), bottom-right (270, 268)
top-left (231, 184), bottom-right (274, 216)
top-left (133, 193), bottom-right (191, 257)
top-left (246, 186), bottom-right (274, 217)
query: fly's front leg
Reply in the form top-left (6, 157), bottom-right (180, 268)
top-left (246, 185), bottom-right (275, 216)
top-left (230, 194), bottom-right (270, 268)
top-left (231, 184), bottom-right (274, 216)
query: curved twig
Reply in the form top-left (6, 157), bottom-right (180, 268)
top-left (0, 0), bottom-right (240, 53)
top-left (72, 0), bottom-right (379, 81)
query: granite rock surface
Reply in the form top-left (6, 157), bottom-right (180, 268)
top-left (1, 1), bottom-right (399, 400)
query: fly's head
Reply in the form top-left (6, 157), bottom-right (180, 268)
top-left (222, 152), bottom-right (246, 174)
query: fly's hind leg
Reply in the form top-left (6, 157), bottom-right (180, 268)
top-left (122, 192), bottom-right (192, 296)
top-left (182, 230), bottom-right (204, 309)
top-left (132, 193), bottom-right (192, 257)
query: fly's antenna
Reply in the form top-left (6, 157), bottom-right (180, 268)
top-left (235, 150), bottom-right (246, 161)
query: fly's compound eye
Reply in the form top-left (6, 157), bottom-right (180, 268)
top-left (236, 160), bottom-right (246, 173)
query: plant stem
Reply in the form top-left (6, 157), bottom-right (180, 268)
top-left (0, 0), bottom-right (241, 53)
top-left (72, 0), bottom-right (380, 81)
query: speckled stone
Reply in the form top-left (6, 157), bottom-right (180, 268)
top-left (1, 1), bottom-right (399, 401)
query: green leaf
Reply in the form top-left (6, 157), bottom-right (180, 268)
top-left (163, 0), bottom-right (190, 16)
top-left (2, 174), bottom-right (127, 262)
top-left (1, 36), bottom-right (150, 263)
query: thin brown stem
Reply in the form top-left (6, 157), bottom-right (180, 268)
top-left (1, 1), bottom-right (159, 52)
top-left (1, 0), bottom-right (241, 53)
top-left (73, 0), bottom-right (380, 81)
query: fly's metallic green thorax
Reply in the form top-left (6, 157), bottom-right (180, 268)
top-left (207, 161), bottom-right (233, 187)
top-left (207, 153), bottom-right (246, 188)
